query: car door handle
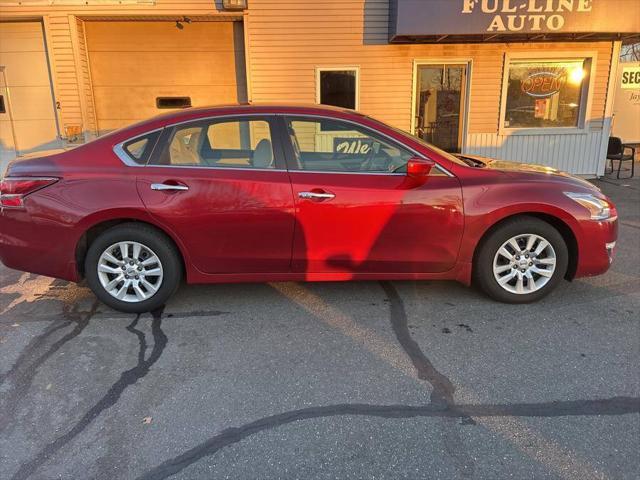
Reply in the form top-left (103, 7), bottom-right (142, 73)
top-left (298, 191), bottom-right (335, 200)
top-left (151, 183), bottom-right (189, 192)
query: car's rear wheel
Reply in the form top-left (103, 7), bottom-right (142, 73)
top-left (85, 223), bottom-right (181, 313)
top-left (474, 216), bottom-right (568, 303)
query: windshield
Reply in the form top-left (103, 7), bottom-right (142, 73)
top-left (363, 115), bottom-right (473, 167)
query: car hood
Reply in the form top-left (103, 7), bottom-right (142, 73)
top-left (455, 154), bottom-right (600, 192)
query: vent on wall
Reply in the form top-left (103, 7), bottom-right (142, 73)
top-left (156, 97), bottom-right (192, 109)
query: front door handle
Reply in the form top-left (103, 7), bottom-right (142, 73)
top-left (151, 183), bottom-right (189, 192)
top-left (298, 191), bottom-right (335, 201)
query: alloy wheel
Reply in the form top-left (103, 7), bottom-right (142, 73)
top-left (97, 241), bottom-right (164, 303)
top-left (492, 233), bottom-right (557, 295)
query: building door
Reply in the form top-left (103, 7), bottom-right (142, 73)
top-left (414, 64), bottom-right (468, 153)
top-left (85, 21), bottom-right (247, 134)
top-left (0, 22), bottom-right (59, 171)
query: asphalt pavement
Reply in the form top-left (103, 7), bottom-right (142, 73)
top-left (0, 172), bottom-right (638, 480)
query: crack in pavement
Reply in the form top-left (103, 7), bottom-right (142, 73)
top-left (0, 321), bottom-right (72, 385)
top-left (10, 307), bottom-right (168, 480)
top-left (380, 282), bottom-right (456, 406)
top-left (135, 282), bottom-right (640, 479)
top-left (0, 309), bottom-right (230, 324)
top-left (380, 281), bottom-right (475, 477)
top-left (0, 301), bottom-right (100, 433)
top-left (135, 397), bottom-right (640, 480)
top-left (620, 221), bottom-right (640, 230)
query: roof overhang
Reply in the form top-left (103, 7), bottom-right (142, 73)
top-left (389, 0), bottom-right (640, 44)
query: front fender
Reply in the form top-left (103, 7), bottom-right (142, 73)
top-left (457, 183), bottom-right (585, 267)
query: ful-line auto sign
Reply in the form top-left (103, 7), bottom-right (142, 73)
top-left (461, 0), bottom-right (593, 32)
top-left (389, 0), bottom-right (640, 39)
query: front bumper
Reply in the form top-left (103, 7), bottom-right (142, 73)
top-left (574, 215), bottom-right (618, 278)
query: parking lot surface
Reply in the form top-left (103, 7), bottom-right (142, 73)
top-left (1, 174), bottom-right (639, 480)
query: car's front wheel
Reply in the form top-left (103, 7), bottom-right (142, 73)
top-left (474, 216), bottom-right (569, 303)
top-left (85, 223), bottom-right (182, 313)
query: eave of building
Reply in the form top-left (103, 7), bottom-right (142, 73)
top-left (390, 32), bottom-right (640, 44)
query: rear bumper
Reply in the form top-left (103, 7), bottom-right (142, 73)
top-left (574, 215), bottom-right (618, 278)
top-left (0, 209), bottom-right (79, 282)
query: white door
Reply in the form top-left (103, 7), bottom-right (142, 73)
top-left (0, 22), bottom-right (59, 172)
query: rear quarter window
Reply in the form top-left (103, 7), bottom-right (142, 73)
top-left (121, 131), bottom-right (161, 165)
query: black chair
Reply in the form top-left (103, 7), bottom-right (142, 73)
top-left (606, 137), bottom-right (635, 179)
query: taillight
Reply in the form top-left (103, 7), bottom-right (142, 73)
top-left (0, 177), bottom-right (59, 209)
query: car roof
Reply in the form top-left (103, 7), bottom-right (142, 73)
top-left (180, 102), bottom-right (361, 119)
top-left (125, 103), bottom-right (361, 130)
top-left (100, 103), bottom-right (375, 144)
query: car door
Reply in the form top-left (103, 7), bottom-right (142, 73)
top-left (281, 115), bottom-right (464, 275)
top-left (136, 115), bottom-right (295, 274)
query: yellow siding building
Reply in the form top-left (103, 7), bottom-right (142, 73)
top-left (1, 0), bottom-right (638, 175)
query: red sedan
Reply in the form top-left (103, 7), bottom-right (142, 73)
top-left (0, 105), bottom-right (617, 313)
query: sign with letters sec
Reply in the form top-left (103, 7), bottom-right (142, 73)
top-left (621, 67), bottom-right (640, 90)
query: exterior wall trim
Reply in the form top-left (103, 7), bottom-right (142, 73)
top-left (69, 14), bottom-right (90, 140)
top-left (80, 16), bottom-right (99, 137)
top-left (242, 10), bottom-right (253, 103)
top-left (40, 15), bottom-right (63, 142)
top-left (596, 40), bottom-right (622, 176)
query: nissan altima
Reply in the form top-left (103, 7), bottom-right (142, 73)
top-left (0, 104), bottom-right (617, 312)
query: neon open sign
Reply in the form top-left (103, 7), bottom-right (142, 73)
top-left (520, 71), bottom-right (567, 98)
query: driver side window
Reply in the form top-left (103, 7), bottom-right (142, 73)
top-left (285, 117), bottom-right (413, 173)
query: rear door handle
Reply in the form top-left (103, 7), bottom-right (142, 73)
top-left (151, 183), bottom-right (189, 192)
top-left (298, 191), bottom-right (335, 200)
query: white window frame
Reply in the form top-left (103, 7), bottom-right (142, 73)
top-left (315, 66), bottom-right (360, 111)
top-left (499, 51), bottom-right (597, 136)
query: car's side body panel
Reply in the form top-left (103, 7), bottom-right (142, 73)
top-left (0, 173), bottom-right (148, 282)
top-left (287, 172), bottom-right (464, 275)
top-left (136, 167), bottom-right (296, 274)
top-left (450, 164), bottom-right (618, 281)
top-left (0, 104), bottom-right (617, 290)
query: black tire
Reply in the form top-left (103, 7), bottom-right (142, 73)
top-left (474, 216), bottom-right (569, 304)
top-left (85, 223), bottom-right (182, 313)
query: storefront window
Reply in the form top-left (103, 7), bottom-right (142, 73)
top-left (503, 60), bottom-right (588, 129)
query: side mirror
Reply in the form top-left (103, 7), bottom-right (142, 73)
top-left (407, 157), bottom-right (435, 178)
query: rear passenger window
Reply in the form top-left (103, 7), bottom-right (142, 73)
top-left (152, 118), bottom-right (275, 169)
top-left (122, 131), bottom-right (160, 165)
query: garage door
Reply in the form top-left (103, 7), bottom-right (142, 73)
top-left (85, 21), bottom-right (246, 134)
top-left (0, 22), bottom-right (59, 169)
